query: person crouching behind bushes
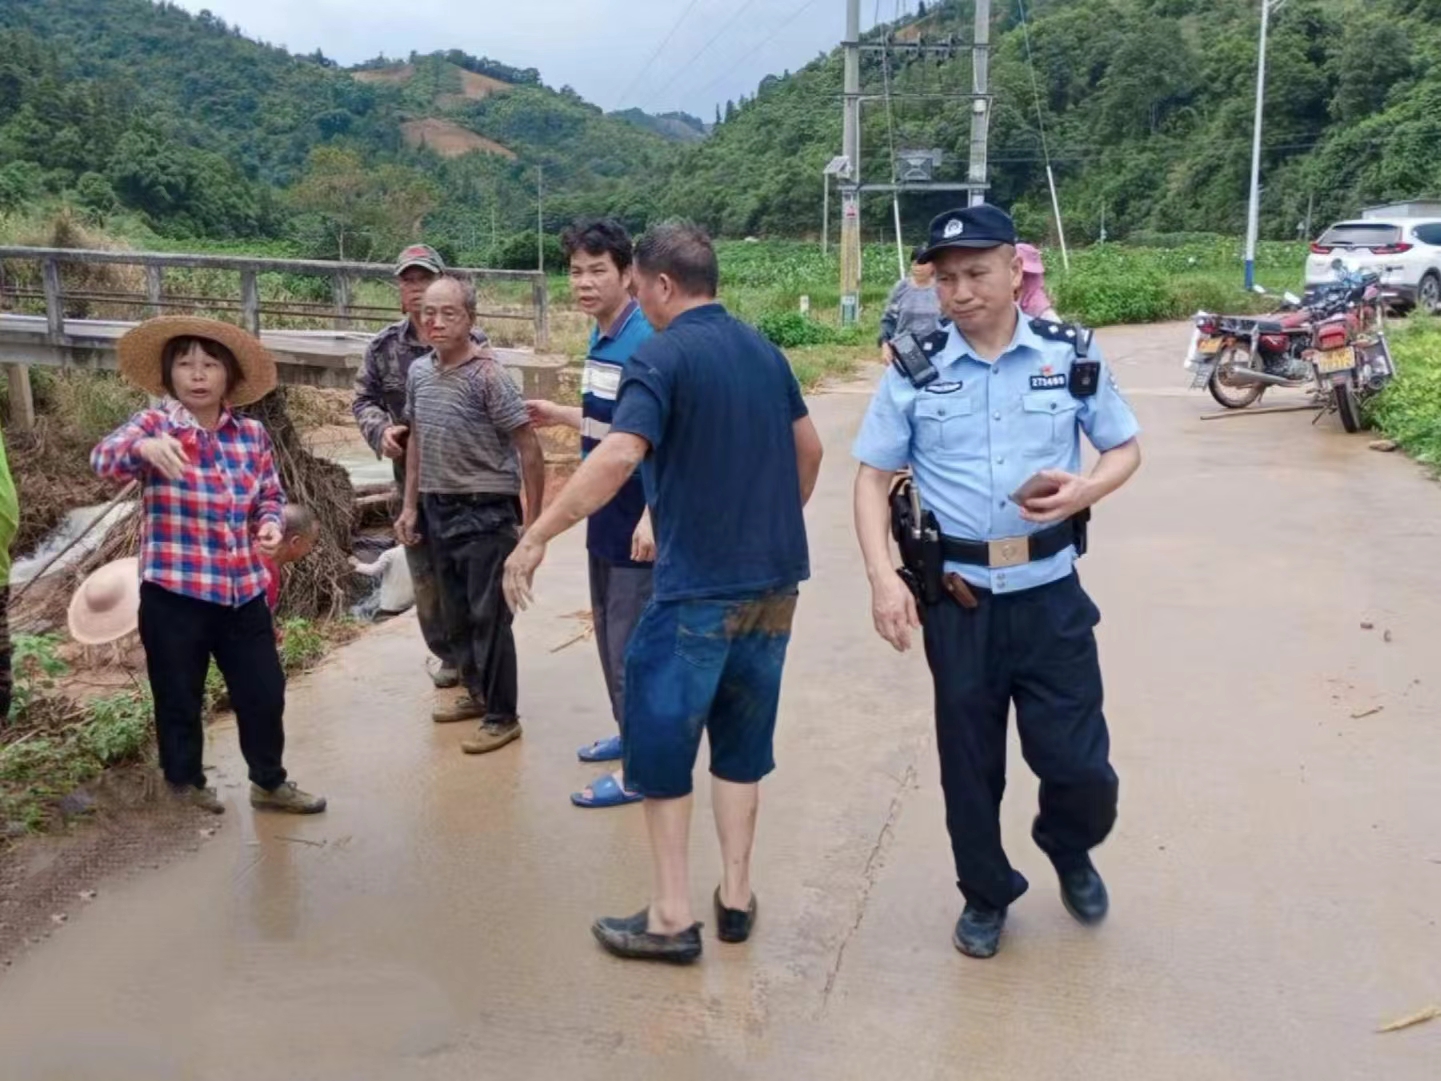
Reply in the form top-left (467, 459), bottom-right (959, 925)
top-left (261, 505), bottom-right (321, 614)
top-left (91, 316), bottom-right (326, 816)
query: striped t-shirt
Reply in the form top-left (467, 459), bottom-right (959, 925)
top-left (405, 347), bottom-right (529, 495)
top-left (583, 301), bottom-right (654, 566)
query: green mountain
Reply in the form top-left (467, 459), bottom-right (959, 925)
top-left (665, 0), bottom-right (1441, 243)
top-left (0, 0), bottom-right (676, 261)
top-left (3, 0), bottom-right (1439, 257)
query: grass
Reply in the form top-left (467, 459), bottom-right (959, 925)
top-left (1370, 318), bottom-right (1441, 469)
top-left (1, 617), bottom-right (357, 835)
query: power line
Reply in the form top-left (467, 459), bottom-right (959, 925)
top-left (641, 0), bottom-right (763, 110)
top-left (679, 0), bottom-right (828, 111)
top-left (613, 0), bottom-right (711, 110)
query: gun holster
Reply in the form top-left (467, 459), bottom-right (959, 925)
top-left (889, 474), bottom-right (943, 608)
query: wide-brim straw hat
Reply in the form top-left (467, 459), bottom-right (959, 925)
top-left (117, 316), bottom-right (277, 407)
top-left (68, 557), bottom-right (141, 646)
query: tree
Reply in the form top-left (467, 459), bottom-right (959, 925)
top-left (287, 145), bottom-right (436, 261)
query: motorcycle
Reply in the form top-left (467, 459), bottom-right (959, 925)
top-left (1306, 301), bottom-right (1395, 434)
top-left (1183, 265), bottom-right (1386, 411)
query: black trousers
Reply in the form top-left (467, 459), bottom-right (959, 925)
top-left (922, 572), bottom-right (1119, 912)
top-left (423, 493), bottom-right (519, 722)
top-left (138, 582), bottom-right (287, 791)
top-left (0, 584), bottom-right (11, 721)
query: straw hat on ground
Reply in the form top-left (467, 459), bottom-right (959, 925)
top-left (117, 316), bottom-right (277, 407)
top-left (68, 557), bottom-right (142, 646)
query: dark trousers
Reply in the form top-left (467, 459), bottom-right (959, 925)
top-left (138, 582), bottom-right (287, 791)
top-left (404, 533), bottom-right (453, 667)
top-left (423, 494), bottom-right (519, 722)
top-left (0, 584), bottom-right (11, 721)
top-left (587, 553), bottom-right (654, 731)
top-left (922, 573), bottom-right (1119, 912)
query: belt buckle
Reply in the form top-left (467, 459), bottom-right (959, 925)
top-left (987, 536), bottom-right (1029, 569)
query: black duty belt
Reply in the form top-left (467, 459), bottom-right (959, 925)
top-left (940, 510), bottom-right (1090, 570)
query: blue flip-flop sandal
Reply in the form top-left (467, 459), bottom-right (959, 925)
top-left (571, 772), bottom-right (643, 809)
top-left (577, 735), bottom-right (624, 763)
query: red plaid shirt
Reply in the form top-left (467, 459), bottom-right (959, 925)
top-left (92, 402), bottom-right (285, 608)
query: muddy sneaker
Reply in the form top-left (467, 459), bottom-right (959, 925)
top-left (250, 781), bottom-right (327, 815)
top-left (170, 783), bottom-right (225, 815)
top-left (432, 696), bottom-right (485, 724)
top-left (429, 663), bottom-right (460, 690)
top-left (460, 718), bottom-right (522, 755)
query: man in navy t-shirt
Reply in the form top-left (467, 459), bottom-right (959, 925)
top-left (528, 219), bottom-right (654, 810)
top-left (504, 222), bottom-right (824, 964)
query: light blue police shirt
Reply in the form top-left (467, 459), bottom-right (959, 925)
top-left (852, 309), bottom-right (1140, 594)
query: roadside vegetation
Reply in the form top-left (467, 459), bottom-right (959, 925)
top-left (0, 620), bottom-right (353, 835)
top-left (1371, 319), bottom-right (1441, 468)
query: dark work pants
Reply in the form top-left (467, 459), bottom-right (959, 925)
top-left (922, 573), bottom-right (1119, 912)
top-left (587, 553), bottom-right (654, 731)
top-left (138, 582), bottom-right (287, 791)
top-left (404, 533), bottom-right (454, 667)
top-left (423, 494), bottom-right (519, 722)
top-left (0, 584), bottom-right (11, 721)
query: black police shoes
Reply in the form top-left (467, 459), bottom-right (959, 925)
top-left (1058, 865), bottom-right (1110, 926)
top-left (714, 888), bottom-right (758, 943)
top-left (952, 903), bottom-right (1007, 959)
top-left (591, 910), bottom-right (703, 964)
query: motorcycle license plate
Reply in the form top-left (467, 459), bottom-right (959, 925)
top-left (1197, 338), bottom-right (1222, 356)
top-left (1315, 347), bottom-right (1354, 374)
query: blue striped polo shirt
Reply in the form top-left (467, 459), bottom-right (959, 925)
top-left (583, 300), bottom-right (654, 566)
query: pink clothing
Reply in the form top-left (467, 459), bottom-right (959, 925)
top-left (1018, 273), bottom-right (1054, 319)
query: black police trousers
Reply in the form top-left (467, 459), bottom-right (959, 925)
top-left (922, 572), bottom-right (1118, 912)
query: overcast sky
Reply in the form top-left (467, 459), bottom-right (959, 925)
top-left (170, 0), bottom-right (905, 119)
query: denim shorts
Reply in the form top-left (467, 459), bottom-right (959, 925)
top-left (622, 588), bottom-right (799, 799)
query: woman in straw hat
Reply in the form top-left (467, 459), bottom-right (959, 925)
top-left (90, 317), bottom-right (325, 816)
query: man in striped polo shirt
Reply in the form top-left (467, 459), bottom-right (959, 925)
top-left (397, 275), bottom-right (546, 755)
top-left (528, 218), bottom-right (654, 809)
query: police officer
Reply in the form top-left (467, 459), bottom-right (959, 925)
top-left (851, 205), bottom-right (1142, 959)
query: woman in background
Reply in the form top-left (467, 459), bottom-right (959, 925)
top-left (1017, 242), bottom-right (1061, 322)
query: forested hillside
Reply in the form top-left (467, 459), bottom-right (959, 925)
top-left (670, 0), bottom-right (1441, 243)
top-left (2, 0), bottom-right (1440, 258)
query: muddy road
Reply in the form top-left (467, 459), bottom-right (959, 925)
top-left (2, 322), bottom-right (1438, 1079)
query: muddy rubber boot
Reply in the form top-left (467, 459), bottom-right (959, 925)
top-left (171, 783), bottom-right (225, 815)
top-left (250, 781), bottom-right (327, 815)
top-left (460, 718), bottom-right (522, 755)
top-left (432, 696), bottom-right (485, 724)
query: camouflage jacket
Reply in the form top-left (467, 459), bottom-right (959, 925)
top-left (352, 318), bottom-right (490, 463)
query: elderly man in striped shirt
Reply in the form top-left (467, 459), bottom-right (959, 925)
top-left (395, 275), bottom-right (546, 755)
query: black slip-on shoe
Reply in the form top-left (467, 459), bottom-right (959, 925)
top-left (952, 903), bottom-right (1007, 959)
top-left (592, 909), bottom-right (703, 964)
top-left (713, 888), bottom-right (757, 943)
top-left (1058, 865), bottom-right (1109, 926)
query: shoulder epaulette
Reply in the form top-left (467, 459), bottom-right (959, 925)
top-left (1028, 317), bottom-right (1094, 358)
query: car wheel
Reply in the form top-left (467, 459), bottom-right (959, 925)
top-left (1420, 272), bottom-right (1441, 314)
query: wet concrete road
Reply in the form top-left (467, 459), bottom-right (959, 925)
top-left (4, 322), bottom-right (1439, 1080)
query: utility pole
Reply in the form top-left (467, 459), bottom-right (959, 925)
top-left (1244, 0), bottom-right (1280, 290)
top-left (840, 0), bottom-right (861, 326)
top-left (967, 0), bottom-right (991, 207)
top-left (536, 165), bottom-right (545, 275)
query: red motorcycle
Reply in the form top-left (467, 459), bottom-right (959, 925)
top-left (1184, 272), bottom-right (1383, 410)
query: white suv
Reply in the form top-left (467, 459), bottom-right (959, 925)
top-left (1305, 218), bottom-right (1441, 312)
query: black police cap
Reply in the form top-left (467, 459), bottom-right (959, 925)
top-left (916, 204), bottom-right (1019, 264)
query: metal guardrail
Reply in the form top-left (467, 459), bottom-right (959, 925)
top-left (0, 246), bottom-right (551, 349)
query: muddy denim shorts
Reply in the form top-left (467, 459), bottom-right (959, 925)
top-left (622, 588), bottom-right (799, 799)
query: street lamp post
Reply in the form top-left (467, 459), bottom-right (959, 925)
top-left (1244, 0), bottom-right (1282, 290)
